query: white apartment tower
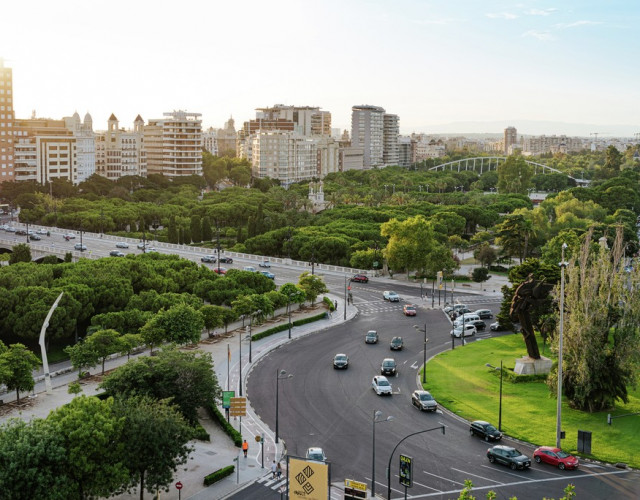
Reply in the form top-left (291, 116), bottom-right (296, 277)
top-left (64, 111), bottom-right (95, 182)
top-left (145, 110), bottom-right (202, 177)
top-left (251, 131), bottom-right (318, 186)
top-left (202, 127), bottom-right (218, 155)
top-left (351, 105), bottom-right (385, 169)
top-left (383, 113), bottom-right (399, 166)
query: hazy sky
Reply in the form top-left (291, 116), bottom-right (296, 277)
top-left (2, 0), bottom-right (639, 135)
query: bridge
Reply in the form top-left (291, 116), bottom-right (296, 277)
top-left (427, 156), bottom-right (590, 186)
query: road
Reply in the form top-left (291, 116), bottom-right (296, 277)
top-left (244, 282), bottom-right (640, 500)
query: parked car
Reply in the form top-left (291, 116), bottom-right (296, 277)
top-left (454, 314), bottom-right (481, 327)
top-left (444, 303), bottom-right (468, 314)
top-left (213, 267), bottom-right (227, 275)
top-left (333, 353), bottom-right (349, 369)
top-left (470, 420), bottom-right (502, 441)
top-left (372, 375), bottom-right (392, 395)
top-left (470, 319), bottom-right (487, 331)
top-left (74, 243), bottom-right (87, 251)
top-left (487, 445), bottom-right (531, 470)
top-left (260, 271), bottom-right (275, 279)
top-left (533, 447), bottom-right (579, 470)
top-left (259, 260), bottom-right (271, 268)
top-left (350, 274), bottom-right (369, 283)
top-left (455, 307), bottom-right (472, 315)
top-left (29, 234), bottom-right (42, 241)
top-left (383, 291), bottom-right (400, 302)
top-left (201, 255), bottom-right (217, 263)
top-left (218, 256), bottom-right (233, 264)
top-left (450, 324), bottom-right (477, 338)
top-left (306, 447), bottom-right (327, 462)
top-left (403, 304), bottom-right (417, 316)
top-left (109, 250), bottom-right (125, 257)
top-left (390, 336), bottom-right (403, 350)
top-left (365, 330), bottom-right (379, 344)
top-left (380, 358), bottom-right (397, 376)
top-left (489, 322), bottom-right (504, 332)
top-left (115, 241), bottom-right (129, 249)
top-left (243, 266), bottom-right (257, 272)
top-left (475, 309), bottom-right (494, 319)
top-left (411, 390), bottom-right (438, 412)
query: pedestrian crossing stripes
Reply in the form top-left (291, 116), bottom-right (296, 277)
top-left (256, 473), bottom-right (287, 491)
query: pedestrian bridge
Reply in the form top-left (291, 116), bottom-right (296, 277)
top-left (428, 157), bottom-right (590, 186)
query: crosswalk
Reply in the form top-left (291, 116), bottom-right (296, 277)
top-left (256, 473), bottom-right (287, 492)
top-left (354, 295), bottom-right (503, 315)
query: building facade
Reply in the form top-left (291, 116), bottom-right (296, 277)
top-left (95, 114), bottom-right (146, 180)
top-left (504, 126), bottom-right (517, 155)
top-left (250, 131), bottom-right (318, 186)
top-left (64, 112), bottom-right (95, 183)
top-left (522, 135), bottom-right (583, 156)
top-left (0, 59), bottom-right (14, 183)
top-left (202, 127), bottom-right (218, 155)
top-left (217, 117), bottom-right (237, 156)
top-left (383, 113), bottom-right (399, 166)
top-left (351, 105), bottom-right (385, 169)
top-left (144, 110), bottom-right (202, 177)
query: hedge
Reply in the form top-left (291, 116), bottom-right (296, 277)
top-left (203, 465), bottom-right (235, 486)
top-left (251, 312), bottom-right (328, 341)
top-left (192, 422), bottom-right (210, 441)
top-left (206, 400), bottom-right (242, 447)
top-left (322, 296), bottom-right (335, 311)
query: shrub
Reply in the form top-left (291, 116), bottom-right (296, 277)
top-left (206, 400), bottom-right (242, 447)
top-left (251, 312), bottom-right (328, 341)
top-left (203, 465), bottom-right (235, 486)
top-left (322, 296), bottom-right (335, 311)
top-left (192, 422), bottom-right (210, 441)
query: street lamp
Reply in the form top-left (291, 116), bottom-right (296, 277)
top-left (248, 310), bottom-right (261, 363)
top-left (275, 369), bottom-right (293, 444)
top-left (557, 243), bottom-right (569, 448)
top-left (287, 294), bottom-right (295, 339)
top-left (344, 275), bottom-right (348, 320)
top-left (386, 426), bottom-right (446, 500)
top-left (372, 410), bottom-right (393, 497)
top-left (485, 361), bottom-right (503, 432)
top-left (413, 323), bottom-right (428, 384)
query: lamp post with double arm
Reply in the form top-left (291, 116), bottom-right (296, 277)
top-left (414, 323), bottom-right (428, 384)
top-left (275, 369), bottom-right (293, 444)
top-left (372, 410), bottom-right (393, 497)
top-left (485, 361), bottom-right (503, 432)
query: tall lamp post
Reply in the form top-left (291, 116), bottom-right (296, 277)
top-left (275, 369), bottom-right (293, 444)
top-left (485, 361), bottom-right (503, 432)
top-left (343, 275), bottom-right (348, 320)
top-left (413, 323), bottom-right (428, 384)
top-left (557, 243), bottom-right (568, 448)
top-left (248, 309), bottom-right (261, 363)
top-left (372, 410), bottom-right (393, 497)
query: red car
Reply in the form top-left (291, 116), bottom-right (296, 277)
top-left (403, 305), bottom-right (417, 316)
top-left (533, 447), bottom-right (579, 470)
top-left (351, 274), bottom-right (369, 283)
top-left (213, 267), bottom-right (227, 275)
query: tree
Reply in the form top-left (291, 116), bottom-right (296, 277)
top-left (495, 213), bottom-right (534, 263)
top-left (474, 243), bottom-right (498, 268)
top-left (119, 333), bottom-right (143, 360)
top-left (100, 348), bottom-right (220, 424)
top-left (65, 339), bottom-right (100, 378)
top-left (471, 267), bottom-right (490, 284)
top-left (9, 243), bottom-right (32, 264)
top-left (297, 272), bottom-right (328, 306)
top-left (497, 155), bottom-right (533, 194)
top-left (84, 329), bottom-right (124, 375)
top-left (200, 305), bottom-right (227, 335)
top-left (550, 228), bottom-right (640, 411)
top-left (604, 144), bottom-right (622, 172)
top-left (114, 396), bottom-right (193, 500)
top-left (0, 343), bottom-right (41, 403)
top-left (47, 396), bottom-right (128, 500)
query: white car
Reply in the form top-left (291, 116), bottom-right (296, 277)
top-left (74, 243), bottom-right (87, 251)
top-left (137, 242), bottom-right (147, 249)
top-left (116, 242), bottom-right (129, 249)
top-left (383, 291), bottom-right (400, 302)
top-left (372, 375), bottom-right (392, 395)
top-left (259, 260), bottom-right (271, 268)
top-left (243, 266), bottom-right (257, 272)
top-left (306, 447), bottom-right (326, 462)
top-left (450, 324), bottom-right (477, 338)
top-left (36, 228), bottom-right (48, 235)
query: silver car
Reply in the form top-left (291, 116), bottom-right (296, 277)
top-left (412, 390), bottom-right (438, 411)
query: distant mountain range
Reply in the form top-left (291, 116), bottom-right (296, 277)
top-left (413, 120), bottom-right (640, 138)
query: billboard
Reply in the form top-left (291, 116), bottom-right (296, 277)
top-left (288, 457), bottom-right (329, 500)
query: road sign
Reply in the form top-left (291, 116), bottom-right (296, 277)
top-left (399, 454), bottom-right (413, 488)
top-left (222, 390), bottom-right (235, 409)
top-left (175, 481), bottom-right (183, 490)
top-left (229, 397), bottom-right (247, 417)
top-left (255, 434), bottom-right (262, 442)
top-left (345, 479), bottom-right (367, 499)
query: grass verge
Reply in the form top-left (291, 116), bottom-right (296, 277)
top-left (424, 334), bottom-right (640, 468)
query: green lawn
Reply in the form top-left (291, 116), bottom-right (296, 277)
top-left (423, 334), bottom-right (640, 468)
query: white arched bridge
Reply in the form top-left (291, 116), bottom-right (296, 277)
top-left (428, 157), bottom-right (589, 186)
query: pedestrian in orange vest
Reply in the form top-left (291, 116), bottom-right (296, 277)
top-left (242, 439), bottom-right (249, 457)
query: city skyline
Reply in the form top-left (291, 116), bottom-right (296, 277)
top-left (1, 0), bottom-right (639, 136)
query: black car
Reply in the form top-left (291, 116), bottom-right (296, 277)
top-left (218, 256), bottom-right (233, 264)
top-left (333, 353), bottom-right (349, 369)
top-left (29, 234), bottom-right (42, 241)
top-left (470, 420), bottom-right (502, 441)
top-left (109, 250), bottom-right (125, 257)
top-left (201, 255), bottom-right (217, 263)
top-left (15, 229), bottom-right (27, 236)
top-left (487, 445), bottom-right (531, 470)
top-left (381, 358), bottom-right (397, 376)
top-left (390, 336), bottom-right (404, 350)
top-left (470, 319), bottom-right (486, 331)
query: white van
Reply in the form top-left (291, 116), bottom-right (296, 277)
top-left (454, 314), bottom-right (480, 327)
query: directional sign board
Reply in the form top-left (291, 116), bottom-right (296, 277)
top-left (229, 397), bottom-right (247, 417)
top-left (222, 390), bottom-right (235, 409)
top-left (399, 454), bottom-right (413, 488)
top-left (344, 478), bottom-right (367, 499)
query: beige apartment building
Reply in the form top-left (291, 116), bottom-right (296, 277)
top-left (144, 111), bottom-right (202, 177)
top-left (0, 58), bottom-right (14, 183)
top-left (13, 119), bottom-right (77, 184)
top-left (95, 114), bottom-right (146, 180)
top-left (522, 135), bottom-right (584, 156)
top-left (351, 105), bottom-right (385, 169)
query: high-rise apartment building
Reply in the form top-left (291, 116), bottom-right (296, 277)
top-left (383, 114), bottom-right (399, 166)
top-left (397, 136), bottom-right (415, 167)
top-left (504, 126), bottom-right (517, 155)
top-left (144, 111), bottom-right (202, 177)
top-left (13, 118), bottom-right (76, 184)
top-left (351, 105), bottom-right (385, 169)
top-left (64, 112), bottom-right (95, 183)
top-left (0, 58), bottom-right (15, 183)
top-left (255, 105), bottom-right (332, 136)
top-left (95, 114), bottom-right (146, 180)
top-left (522, 135), bottom-right (583, 156)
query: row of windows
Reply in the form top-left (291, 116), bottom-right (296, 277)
top-left (0, 98), bottom-right (12, 103)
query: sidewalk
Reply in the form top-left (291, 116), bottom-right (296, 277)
top-left (0, 293), bottom-right (358, 500)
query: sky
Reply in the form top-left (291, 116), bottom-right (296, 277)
top-left (2, 0), bottom-right (639, 136)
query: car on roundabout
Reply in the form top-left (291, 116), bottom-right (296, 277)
top-left (63, 233), bottom-right (76, 240)
top-left (444, 303), bottom-right (467, 314)
top-left (137, 242), bottom-right (146, 249)
top-left (451, 324), bottom-right (477, 338)
top-left (487, 445), bottom-right (531, 470)
top-left (350, 274), bottom-right (369, 283)
top-left (306, 447), bottom-right (327, 462)
top-left (115, 241), bottom-right (129, 249)
top-left (390, 336), bottom-right (403, 350)
top-left (333, 353), bottom-right (349, 369)
top-left (383, 291), bottom-right (400, 302)
top-left (403, 304), bottom-right (416, 316)
top-left (365, 330), bottom-right (379, 344)
top-left (470, 420), bottom-right (502, 441)
top-left (380, 358), bottom-right (397, 376)
top-left (411, 390), bottom-right (438, 412)
top-left (29, 234), bottom-right (42, 241)
top-left (533, 447), bottom-right (579, 470)
top-left (372, 375), bottom-right (392, 396)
